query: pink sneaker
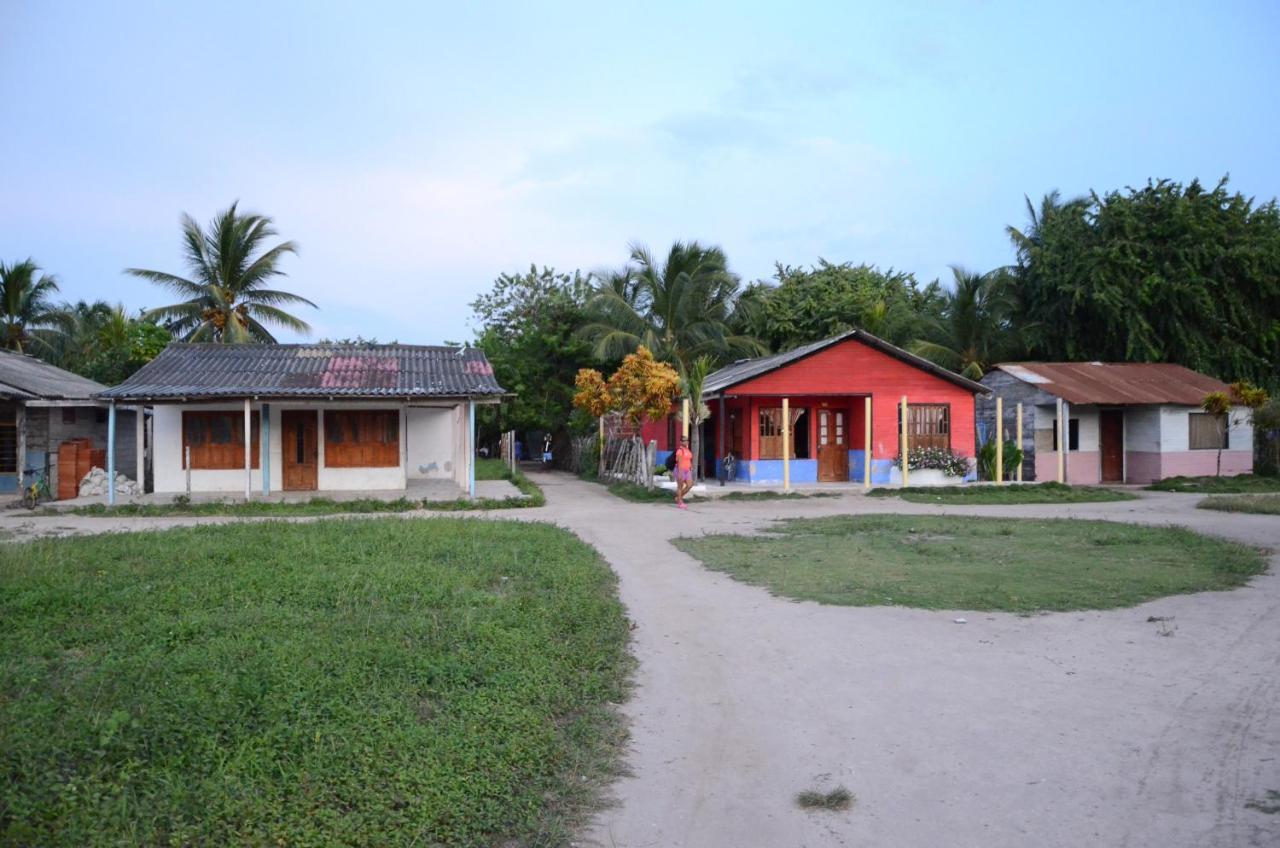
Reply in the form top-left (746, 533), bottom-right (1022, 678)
top-left (678, 502), bottom-right (688, 510)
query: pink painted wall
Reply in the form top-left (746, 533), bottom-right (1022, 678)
top-left (1035, 451), bottom-right (1061, 482)
top-left (1160, 450), bottom-right (1252, 478)
top-left (1066, 451), bottom-right (1100, 484)
top-left (1124, 452), bottom-right (1163, 484)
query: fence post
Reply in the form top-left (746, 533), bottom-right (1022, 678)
top-left (995, 397), bottom-right (1004, 484)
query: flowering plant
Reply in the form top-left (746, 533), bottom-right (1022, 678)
top-left (892, 446), bottom-right (970, 478)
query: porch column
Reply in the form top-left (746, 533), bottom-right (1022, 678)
top-left (243, 398), bottom-right (252, 500)
top-left (468, 400), bottom-right (476, 498)
top-left (15, 404), bottom-right (25, 491)
top-left (900, 396), bottom-right (909, 487)
top-left (1061, 401), bottom-right (1070, 484)
top-left (718, 396), bottom-right (726, 481)
top-left (261, 404), bottom-right (270, 495)
top-left (863, 396), bottom-right (872, 490)
top-left (995, 397), bottom-right (1004, 484)
top-left (1015, 403), bottom-right (1024, 482)
top-left (681, 398), bottom-right (690, 440)
top-left (135, 408), bottom-right (145, 493)
top-left (106, 401), bottom-right (116, 506)
top-left (782, 397), bottom-right (790, 492)
top-left (749, 398), bottom-right (759, 461)
top-left (1056, 398), bottom-right (1065, 483)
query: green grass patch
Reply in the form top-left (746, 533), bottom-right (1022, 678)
top-left (1147, 474), bottom-right (1280, 494)
top-left (52, 466), bottom-right (545, 517)
top-left (605, 480), bottom-right (698, 503)
top-left (674, 515), bottom-right (1266, 612)
top-left (0, 519), bottom-right (629, 846)
top-left (1198, 494), bottom-right (1280, 515)
top-left (869, 482), bottom-right (1136, 505)
top-left (795, 786), bottom-right (854, 811)
top-left (474, 457), bottom-right (511, 480)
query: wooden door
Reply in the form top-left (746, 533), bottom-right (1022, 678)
top-left (1100, 410), bottom-right (1124, 482)
top-left (282, 410), bottom-right (318, 491)
top-left (817, 409), bottom-right (849, 482)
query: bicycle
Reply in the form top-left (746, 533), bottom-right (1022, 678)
top-left (22, 468), bottom-right (51, 510)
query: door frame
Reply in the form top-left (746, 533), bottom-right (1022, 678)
top-left (1099, 408), bottom-right (1125, 483)
top-left (816, 407), bottom-right (849, 482)
top-left (281, 409), bottom-right (319, 491)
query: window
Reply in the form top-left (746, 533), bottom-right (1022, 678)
top-left (1189, 412), bottom-right (1228, 450)
top-left (324, 410), bottom-right (400, 467)
top-left (62, 408), bottom-right (77, 425)
top-left (1051, 419), bottom-right (1080, 451)
top-left (182, 410), bottom-right (260, 469)
top-left (0, 407), bottom-right (15, 474)
top-left (94, 408), bottom-right (107, 424)
top-left (901, 404), bottom-right (950, 450)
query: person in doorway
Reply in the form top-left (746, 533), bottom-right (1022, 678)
top-left (674, 436), bottom-right (694, 509)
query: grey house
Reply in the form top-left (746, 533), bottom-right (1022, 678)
top-left (0, 350), bottom-right (140, 496)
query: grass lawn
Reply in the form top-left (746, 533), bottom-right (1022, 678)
top-left (1147, 474), bottom-right (1280, 494)
top-left (1198, 494), bottom-right (1280, 515)
top-left (674, 515), bottom-right (1266, 612)
top-left (604, 480), bottom-right (838, 504)
top-left (54, 463), bottom-right (545, 517)
top-left (0, 519), bottom-right (629, 846)
top-left (869, 482), bottom-right (1136, 505)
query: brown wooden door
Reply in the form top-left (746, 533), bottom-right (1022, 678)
top-left (817, 409), bottom-right (849, 482)
top-left (282, 410), bottom-right (318, 491)
top-left (1100, 410), bottom-right (1124, 482)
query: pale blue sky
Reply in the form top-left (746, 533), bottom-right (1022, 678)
top-left (2, 1), bottom-right (1277, 344)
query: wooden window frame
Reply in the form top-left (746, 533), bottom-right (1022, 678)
top-left (902, 403), bottom-right (951, 451)
top-left (1188, 412), bottom-right (1228, 451)
top-left (182, 410), bottom-right (260, 470)
top-left (323, 409), bottom-right (401, 468)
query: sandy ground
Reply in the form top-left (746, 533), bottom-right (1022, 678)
top-left (1, 476), bottom-right (1277, 847)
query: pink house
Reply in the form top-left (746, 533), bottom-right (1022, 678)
top-left (977, 362), bottom-right (1254, 484)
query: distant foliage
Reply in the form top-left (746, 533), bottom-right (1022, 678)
top-left (977, 439), bottom-right (1024, 481)
top-left (573, 346), bottom-right (680, 425)
top-left (1008, 178), bottom-right (1280, 391)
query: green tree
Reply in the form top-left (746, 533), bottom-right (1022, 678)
top-left (1008, 178), bottom-right (1280, 390)
top-left (127, 202), bottom-right (315, 342)
top-left (471, 266), bottom-right (598, 443)
top-left (40, 300), bottom-right (171, 384)
top-left (582, 241), bottom-right (765, 376)
top-left (910, 266), bottom-right (1023, 379)
top-left (0, 259), bottom-right (65, 354)
top-left (739, 260), bottom-right (944, 351)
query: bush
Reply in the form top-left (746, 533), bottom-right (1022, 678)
top-left (977, 438), bottom-right (1024, 481)
top-left (892, 446), bottom-right (970, 478)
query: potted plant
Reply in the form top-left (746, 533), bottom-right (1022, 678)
top-left (893, 446), bottom-right (972, 486)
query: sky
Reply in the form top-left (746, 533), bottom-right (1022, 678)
top-left (2, 1), bottom-right (1278, 345)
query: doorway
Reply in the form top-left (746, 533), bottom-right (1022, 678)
top-left (282, 410), bottom-right (318, 491)
top-left (817, 408), bottom-right (849, 482)
top-left (1099, 410), bottom-right (1124, 483)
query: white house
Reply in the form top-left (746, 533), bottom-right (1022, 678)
top-left (97, 343), bottom-right (505, 500)
top-left (977, 362), bottom-right (1254, 484)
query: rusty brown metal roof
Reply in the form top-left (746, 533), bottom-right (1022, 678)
top-left (994, 362), bottom-right (1231, 406)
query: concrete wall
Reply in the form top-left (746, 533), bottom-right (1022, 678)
top-left (2, 404), bottom-right (139, 495)
top-left (153, 401), bottom-right (467, 494)
top-left (977, 370), bottom-right (1054, 480)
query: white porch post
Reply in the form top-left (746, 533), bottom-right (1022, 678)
top-left (243, 398), bottom-right (252, 500)
top-left (863, 396), bottom-right (872, 490)
top-left (781, 397), bottom-right (790, 492)
top-left (15, 404), bottom-right (25, 491)
top-left (995, 397), bottom-right (1004, 484)
top-left (106, 401), bottom-right (116, 506)
top-left (468, 400), bottom-right (476, 498)
top-left (135, 408), bottom-right (145, 493)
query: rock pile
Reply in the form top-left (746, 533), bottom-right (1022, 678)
top-left (78, 467), bottom-right (141, 498)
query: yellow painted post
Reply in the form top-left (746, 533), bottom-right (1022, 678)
top-left (682, 398), bottom-right (690, 440)
top-left (995, 397), bottom-right (1004, 484)
top-left (863, 396), bottom-right (872, 490)
top-left (1056, 398), bottom-right (1065, 484)
top-left (900, 396), bottom-right (909, 487)
top-left (1015, 403), bottom-right (1024, 482)
top-left (782, 397), bottom-right (791, 492)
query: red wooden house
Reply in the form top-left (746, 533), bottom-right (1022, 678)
top-left (642, 330), bottom-right (987, 484)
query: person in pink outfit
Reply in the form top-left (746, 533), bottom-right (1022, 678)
top-left (673, 437), bottom-right (694, 508)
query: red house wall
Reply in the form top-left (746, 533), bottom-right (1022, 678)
top-left (726, 339), bottom-right (977, 459)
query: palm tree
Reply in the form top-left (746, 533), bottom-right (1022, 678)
top-left (910, 266), bottom-right (1021, 379)
top-left (127, 202), bottom-right (315, 342)
top-left (0, 259), bottom-right (65, 354)
top-left (581, 241), bottom-right (766, 376)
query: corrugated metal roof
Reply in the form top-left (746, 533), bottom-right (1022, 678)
top-left (704, 329), bottom-right (988, 396)
top-left (992, 362), bottom-right (1231, 405)
top-left (98, 343), bottom-right (506, 401)
top-left (0, 349), bottom-right (106, 401)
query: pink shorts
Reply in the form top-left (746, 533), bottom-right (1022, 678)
top-left (675, 468), bottom-right (693, 482)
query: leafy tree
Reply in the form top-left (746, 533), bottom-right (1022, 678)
top-left (471, 266), bottom-right (598, 445)
top-left (910, 266), bottom-right (1022, 379)
top-left (1202, 381), bottom-right (1270, 477)
top-left (127, 202), bottom-right (316, 342)
top-left (574, 346), bottom-right (680, 486)
top-left (739, 260), bottom-right (944, 351)
top-left (582, 241), bottom-right (765, 375)
top-left (1008, 178), bottom-right (1280, 390)
top-left (40, 300), bottom-right (171, 384)
top-left (0, 259), bottom-right (65, 354)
